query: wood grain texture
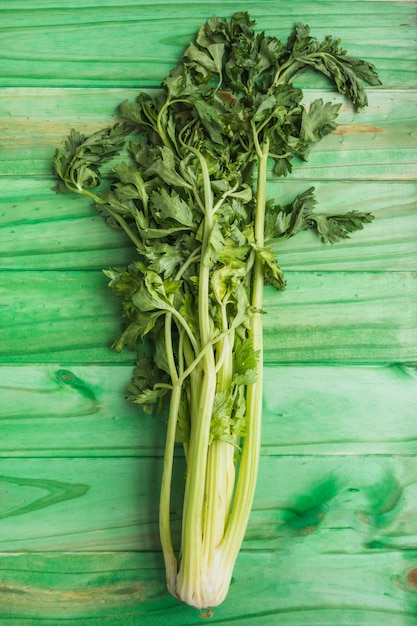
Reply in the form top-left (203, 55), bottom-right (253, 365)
top-left (0, 177), bottom-right (135, 270)
top-left (0, 0), bottom-right (416, 622)
top-left (1, 176), bottom-right (417, 271)
top-left (1, 88), bottom-right (416, 180)
top-left (262, 271), bottom-right (417, 362)
top-left (1, 270), bottom-right (416, 363)
top-left (1, 550), bottom-right (417, 624)
top-left (1, 455), bottom-right (417, 553)
top-left (0, 270), bottom-right (127, 363)
top-left (1, 363), bottom-right (416, 457)
top-left (1, 458), bottom-right (417, 625)
top-left (0, 1), bottom-right (414, 88)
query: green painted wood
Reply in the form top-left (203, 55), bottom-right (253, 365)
top-left (262, 363), bottom-right (417, 455)
top-left (262, 271), bottom-right (417, 363)
top-left (1, 177), bottom-right (417, 271)
top-left (0, 457), bottom-right (166, 551)
top-left (0, 177), bottom-right (135, 270)
top-left (1, 88), bottom-right (416, 180)
top-left (1, 363), bottom-right (416, 457)
top-left (0, 550), bottom-right (417, 624)
top-left (0, 270), bottom-right (127, 363)
top-left (271, 181), bottom-right (417, 272)
top-left (0, 0), bottom-right (416, 621)
top-left (1, 270), bottom-right (416, 363)
top-left (1, 455), bottom-right (417, 553)
top-left (0, 1), bottom-right (414, 88)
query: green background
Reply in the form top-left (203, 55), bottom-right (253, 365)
top-left (1, 1), bottom-right (417, 623)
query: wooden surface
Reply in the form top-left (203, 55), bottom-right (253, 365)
top-left (0, 1), bottom-right (416, 623)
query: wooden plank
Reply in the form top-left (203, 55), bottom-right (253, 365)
top-left (262, 363), bottom-right (417, 455)
top-left (1, 89), bottom-right (416, 180)
top-left (1, 363), bottom-right (416, 457)
top-left (1, 270), bottom-right (416, 364)
top-left (0, 457), bottom-right (166, 551)
top-left (1, 455), bottom-right (417, 554)
top-left (1, 177), bottom-right (416, 271)
top-left (249, 454), bottom-right (417, 553)
top-left (0, 550), bottom-right (417, 624)
top-left (271, 181), bottom-right (417, 272)
top-left (262, 271), bottom-right (417, 363)
top-left (0, 177), bottom-right (134, 270)
top-left (0, 1), bottom-right (414, 89)
top-left (0, 364), bottom-right (148, 457)
top-left (0, 1), bottom-right (414, 624)
top-left (0, 270), bottom-right (128, 363)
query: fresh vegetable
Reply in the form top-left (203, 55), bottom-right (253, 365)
top-left (53, 12), bottom-right (380, 609)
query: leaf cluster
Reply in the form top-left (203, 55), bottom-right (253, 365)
top-left (265, 187), bottom-right (374, 243)
top-left (53, 124), bottom-right (130, 193)
top-left (53, 12), bottom-right (378, 435)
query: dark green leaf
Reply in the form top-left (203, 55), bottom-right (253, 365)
top-left (151, 188), bottom-right (195, 228)
top-left (145, 147), bottom-right (193, 189)
top-left (233, 337), bottom-right (260, 385)
top-left (296, 99), bottom-right (341, 158)
top-left (306, 211), bottom-right (375, 243)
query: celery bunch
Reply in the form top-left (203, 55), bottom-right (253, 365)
top-left (54, 12), bottom-right (379, 609)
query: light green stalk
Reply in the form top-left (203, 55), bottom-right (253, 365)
top-left (174, 135), bottom-right (270, 608)
top-left (174, 147), bottom-right (218, 606)
top-left (207, 138), bottom-right (269, 606)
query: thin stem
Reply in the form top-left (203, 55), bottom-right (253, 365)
top-left (269, 151), bottom-right (291, 160)
top-left (220, 138), bottom-right (269, 570)
top-left (273, 58), bottom-right (303, 85)
top-left (175, 145), bottom-right (218, 607)
top-left (177, 328), bottom-right (185, 377)
top-left (173, 333), bottom-right (218, 389)
top-left (159, 381), bottom-right (182, 595)
top-left (251, 120), bottom-right (264, 160)
top-left (174, 247), bottom-right (201, 281)
top-left (182, 333), bottom-right (201, 464)
top-left (66, 183), bottom-right (144, 250)
top-left (212, 181), bottom-right (239, 214)
top-left (156, 99), bottom-right (176, 150)
top-left (164, 312), bottom-right (178, 384)
top-left (169, 307), bottom-right (200, 356)
top-left (189, 147), bottom-right (214, 345)
top-left (274, 53), bottom-right (333, 86)
top-left (157, 97), bottom-right (191, 151)
top-left (68, 184), bottom-right (100, 203)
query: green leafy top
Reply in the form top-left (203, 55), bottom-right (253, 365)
top-left (53, 12), bottom-right (378, 428)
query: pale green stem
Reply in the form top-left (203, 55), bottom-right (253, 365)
top-left (157, 97), bottom-right (193, 153)
top-left (212, 181), bottom-right (239, 213)
top-left (156, 99), bottom-right (176, 150)
top-left (182, 334), bottom-right (201, 464)
top-left (273, 58), bottom-right (304, 85)
top-left (174, 247), bottom-right (201, 282)
top-left (219, 138), bottom-right (269, 576)
top-left (66, 183), bottom-right (144, 250)
top-left (173, 330), bottom-right (227, 389)
top-left (164, 312), bottom-right (178, 384)
top-left (159, 381), bottom-right (182, 595)
top-left (175, 147), bottom-right (219, 606)
top-left (175, 367), bottom-right (217, 607)
top-left (203, 438), bottom-right (235, 568)
top-left (202, 328), bottom-right (235, 566)
top-left (158, 306), bottom-right (181, 592)
top-left (170, 308), bottom-right (200, 356)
